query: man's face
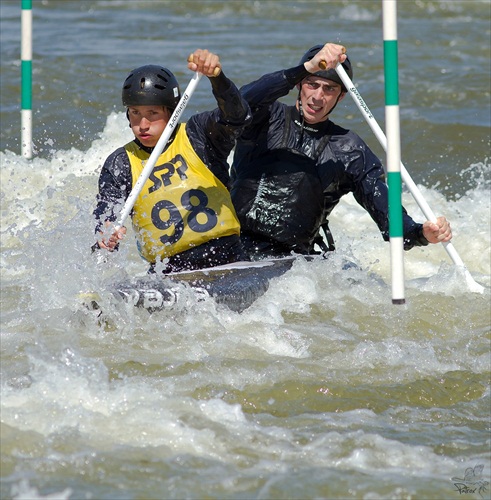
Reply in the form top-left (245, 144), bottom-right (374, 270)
top-left (297, 76), bottom-right (345, 124)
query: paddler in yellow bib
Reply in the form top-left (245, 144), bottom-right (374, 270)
top-left (94, 49), bottom-right (252, 273)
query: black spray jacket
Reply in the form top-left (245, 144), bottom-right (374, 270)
top-left (230, 65), bottom-right (428, 254)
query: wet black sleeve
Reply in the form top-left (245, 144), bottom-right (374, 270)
top-left (339, 134), bottom-right (429, 250)
top-left (240, 65), bottom-right (309, 112)
top-left (185, 71), bottom-right (251, 188)
top-left (355, 168), bottom-right (428, 250)
top-left (93, 147), bottom-right (132, 233)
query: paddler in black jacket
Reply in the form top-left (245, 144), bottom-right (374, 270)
top-left (230, 43), bottom-right (452, 259)
top-left (94, 49), bottom-right (252, 273)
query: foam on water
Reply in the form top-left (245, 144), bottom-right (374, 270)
top-left (2, 141), bottom-right (480, 324)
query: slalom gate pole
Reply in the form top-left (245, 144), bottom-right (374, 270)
top-left (21, 0), bottom-right (33, 159)
top-left (383, 0), bottom-right (405, 304)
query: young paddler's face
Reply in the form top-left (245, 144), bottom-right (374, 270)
top-left (127, 105), bottom-right (171, 148)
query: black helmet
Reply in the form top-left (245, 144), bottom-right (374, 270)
top-left (299, 45), bottom-right (353, 91)
top-left (122, 65), bottom-right (181, 109)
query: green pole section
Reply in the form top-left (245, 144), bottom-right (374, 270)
top-left (384, 40), bottom-right (399, 106)
top-left (21, 60), bottom-right (32, 110)
top-left (387, 172), bottom-right (403, 237)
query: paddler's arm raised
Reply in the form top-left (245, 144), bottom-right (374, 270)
top-left (187, 48), bottom-right (251, 128)
top-left (185, 49), bottom-right (251, 188)
top-left (238, 42), bottom-right (346, 120)
top-left (187, 48), bottom-right (222, 79)
top-left (240, 69), bottom-right (302, 110)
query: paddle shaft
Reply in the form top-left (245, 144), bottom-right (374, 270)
top-left (334, 63), bottom-right (484, 292)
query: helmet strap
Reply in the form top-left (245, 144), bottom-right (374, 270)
top-left (296, 91), bottom-right (306, 145)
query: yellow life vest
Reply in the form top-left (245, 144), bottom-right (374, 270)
top-left (126, 124), bottom-right (240, 263)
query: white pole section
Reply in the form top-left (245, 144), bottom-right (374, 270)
top-left (21, 0), bottom-right (33, 159)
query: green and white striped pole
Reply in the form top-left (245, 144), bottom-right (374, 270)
top-left (383, 0), bottom-right (405, 304)
top-left (21, 0), bottom-right (32, 159)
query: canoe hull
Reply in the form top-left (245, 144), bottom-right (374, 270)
top-left (82, 258), bottom-right (296, 313)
